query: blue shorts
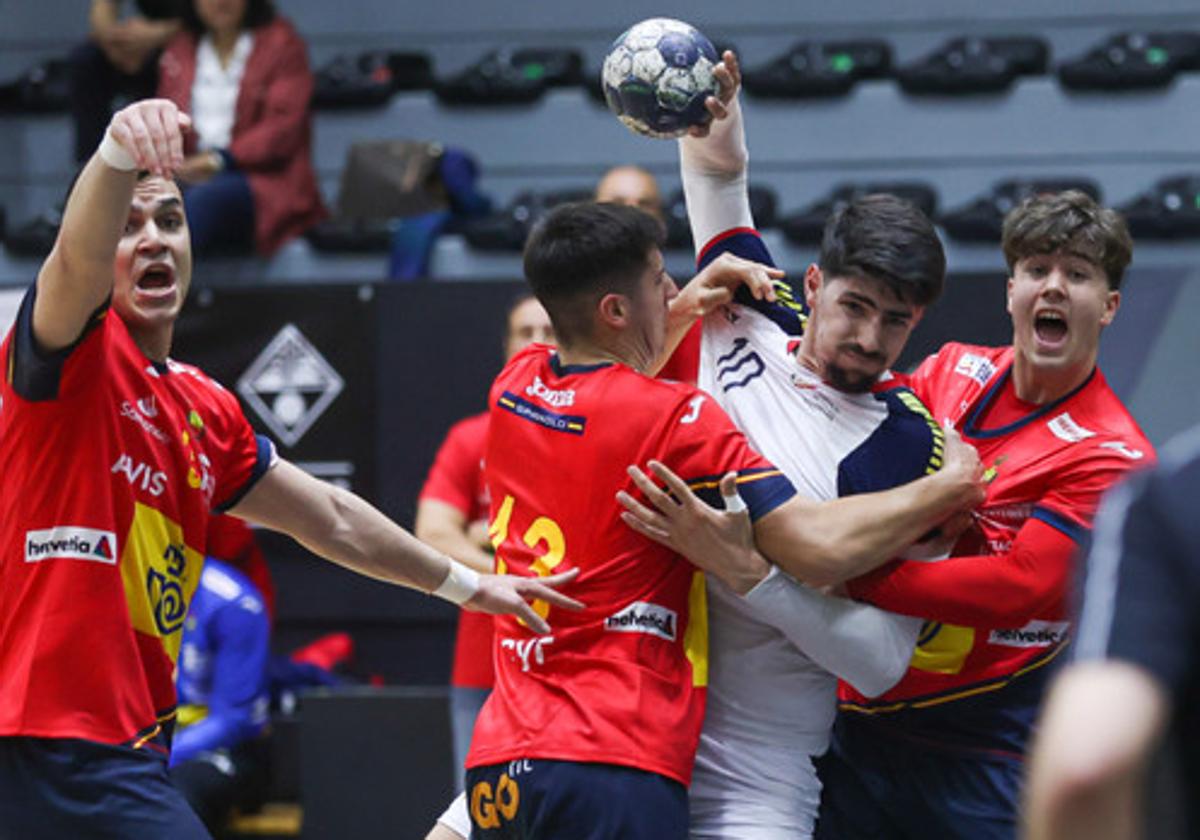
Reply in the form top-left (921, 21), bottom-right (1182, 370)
top-left (0, 736), bottom-right (211, 839)
top-left (815, 715), bottom-right (1020, 840)
top-left (465, 758), bottom-right (687, 839)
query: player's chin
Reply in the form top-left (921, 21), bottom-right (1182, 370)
top-left (825, 362), bottom-right (878, 394)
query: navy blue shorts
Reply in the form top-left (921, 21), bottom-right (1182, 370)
top-left (815, 716), bottom-right (1021, 840)
top-left (465, 758), bottom-right (688, 839)
top-left (0, 736), bottom-right (211, 839)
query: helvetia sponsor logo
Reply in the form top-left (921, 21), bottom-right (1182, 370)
top-left (25, 526), bottom-right (118, 564)
top-left (605, 601), bottom-right (677, 642)
top-left (989, 620), bottom-right (1069, 648)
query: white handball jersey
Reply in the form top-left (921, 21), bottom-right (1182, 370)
top-left (685, 225), bottom-right (944, 839)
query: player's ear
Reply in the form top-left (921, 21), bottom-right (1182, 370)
top-left (597, 292), bottom-right (630, 329)
top-left (1100, 289), bottom-right (1121, 327)
top-left (804, 264), bottom-right (823, 307)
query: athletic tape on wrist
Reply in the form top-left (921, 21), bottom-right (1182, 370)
top-left (98, 130), bottom-right (137, 172)
top-left (721, 486), bottom-right (748, 514)
top-left (432, 560), bottom-right (481, 605)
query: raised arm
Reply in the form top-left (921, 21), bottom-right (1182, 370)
top-left (229, 459), bottom-right (582, 633)
top-left (33, 99), bottom-right (187, 351)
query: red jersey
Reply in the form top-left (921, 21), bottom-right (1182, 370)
top-left (843, 343), bottom-right (1153, 753)
top-left (0, 290), bottom-right (271, 752)
top-left (418, 411), bottom-right (495, 690)
top-left (466, 345), bottom-right (794, 785)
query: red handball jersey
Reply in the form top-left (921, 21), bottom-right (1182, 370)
top-left (466, 345), bottom-right (794, 785)
top-left (0, 289), bottom-right (272, 753)
top-left (418, 411), bottom-right (495, 690)
top-left (842, 343), bottom-right (1154, 753)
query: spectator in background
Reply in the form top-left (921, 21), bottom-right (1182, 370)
top-left (156, 0), bottom-right (326, 256)
top-left (595, 164), bottom-right (664, 225)
top-left (70, 1), bottom-right (184, 163)
top-left (415, 294), bottom-right (555, 793)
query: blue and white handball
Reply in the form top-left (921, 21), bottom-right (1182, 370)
top-left (602, 18), bottom-right (721, 139)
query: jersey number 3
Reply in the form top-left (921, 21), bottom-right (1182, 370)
top-left (488, 494), bottom-right (566, 623)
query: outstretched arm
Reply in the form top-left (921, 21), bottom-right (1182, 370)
top-left (34, 99), bottom-right (187, 351)
top-left (230, 459), bottom-right (582, 633)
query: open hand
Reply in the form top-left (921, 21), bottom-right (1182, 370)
top-left (618, 461), bottom-right (770, 595)
top-left (670, 251), bottom-right (782, 327)
top-left (464, 568), bottom-right (584, 635)
top-left (689, 50), bottom-right (742, 138)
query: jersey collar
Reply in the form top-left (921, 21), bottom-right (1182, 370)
top-left (964, 363), bottom-right (1097, 439)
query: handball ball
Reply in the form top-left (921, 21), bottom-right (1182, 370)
top-left (602, 18), bottom-right (721, 139)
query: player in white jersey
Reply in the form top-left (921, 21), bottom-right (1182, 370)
top-left (661, 53), bottom-right (954, 839)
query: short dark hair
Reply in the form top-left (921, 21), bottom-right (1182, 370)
top-left (523, 202), bottom-right (664, 347)
top-left (1002, 190), bottom-right (1133, 291)
top-left (819, 194), bottom-right (946, 307)
top-left (181, 0), bottom-right (275, 34)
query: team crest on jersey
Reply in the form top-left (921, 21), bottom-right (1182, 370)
top-left (605, 601), bottom-right (677, 642)
top-left (1047, 412), bottom-right (1096, 443)
top-left (497, 391), bottom-right (585, 435)
top-left (953, 353), bottom-right (997, 385)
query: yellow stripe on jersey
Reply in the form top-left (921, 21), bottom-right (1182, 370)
top-left (120, 502), bottom-right (204, 664)
top-left (894, 390), bottom-right (945, 475)
top-left (684, 571), bottom-right (709, 687)
top-left (839, 642), bottom-right (1068, 714)
top-left (686, 468), bottom-right (786, 492)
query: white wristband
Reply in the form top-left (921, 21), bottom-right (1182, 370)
top-left (432, 560), bottom-right (481, 605)
top-left (98, 130), bottom-right (137, 172)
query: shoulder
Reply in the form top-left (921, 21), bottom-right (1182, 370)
top-left (1069, 371), bottom-right (1156, 466)
top-left (441, 411), bottom-right (489, 450)
top-left (838, 385), bottom-right (943, 494)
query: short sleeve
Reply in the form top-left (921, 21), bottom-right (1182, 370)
top-left (6, 283), bottom-right (110, 402)
top-left (207, 384), bottom-right (276, 513)
top-left (657, 389), bottom-right (795, 521)
top-left (838, 387), bottom-right (943, 497)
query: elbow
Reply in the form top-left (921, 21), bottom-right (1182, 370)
top-left (845, 642), bottom-right (911, 698)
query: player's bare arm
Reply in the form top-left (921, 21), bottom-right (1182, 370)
top-left (415, 500), bottom-right (495, 574)
top-left (34, 99), bottom-right (188, 351)
top-left (230, 459), bottom-right (583, 634)
top-left (620, 429), bottom-right (986, 590)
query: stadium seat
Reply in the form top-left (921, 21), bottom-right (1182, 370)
top-left (896, 36), bottom-right (1049, 95)
top-left (742, 39), bottom-right (892, 99)
top-left (780, 183), bottom-right (938, 245)
top-left (940, 178), bottom-right (1103, 242)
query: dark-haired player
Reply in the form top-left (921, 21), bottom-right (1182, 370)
top-left (642, 51), bottom-right (966, 838)
top-left (435, 198), bottom-right (983, 840)
top-left (0, 99), bottom-right (580, 839)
